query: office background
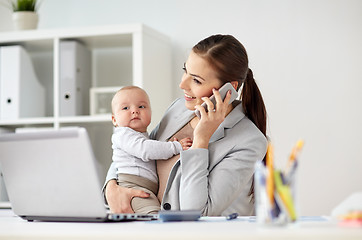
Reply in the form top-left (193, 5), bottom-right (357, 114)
top-left (0, 0), bottom-right (361, 216)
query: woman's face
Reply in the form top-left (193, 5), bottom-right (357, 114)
top-left (179, 51), bottom-right (223, 111)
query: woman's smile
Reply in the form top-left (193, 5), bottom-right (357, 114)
top-left (184, 92), bottom-right (196, 101)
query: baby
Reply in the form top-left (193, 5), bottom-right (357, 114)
top-left (111, 86), bottom-right (192, 214)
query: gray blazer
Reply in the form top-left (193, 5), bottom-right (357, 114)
top-left (105, 98), bottom-right (267, 216)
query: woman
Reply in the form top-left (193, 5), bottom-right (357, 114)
top-left (104, 34), bottom-right (267, 216)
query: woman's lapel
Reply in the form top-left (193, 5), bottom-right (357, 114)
top-left (158, 110), bottom-right (195, 141)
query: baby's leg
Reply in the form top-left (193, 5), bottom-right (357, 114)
top-left (131, 188), bottom-right (160, 214)
top-left (117, 173), bottom-right (160, 214)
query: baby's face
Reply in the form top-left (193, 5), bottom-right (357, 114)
top-left (112, 88), bottom-right (151, 132)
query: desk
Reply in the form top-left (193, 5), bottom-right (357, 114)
top-left (1, 209), bottom-right (361, 240)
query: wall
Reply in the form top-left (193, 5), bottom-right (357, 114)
top-left (1, 0), bottom-right (361, 216)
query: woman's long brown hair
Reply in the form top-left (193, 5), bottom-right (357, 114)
top-left (192, 34), bottom-right (267, 198)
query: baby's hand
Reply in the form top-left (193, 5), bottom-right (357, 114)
top-left (174, 137), bottom-right (193, 150)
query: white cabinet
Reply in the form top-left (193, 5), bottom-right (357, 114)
top-left (0, 24), bottom-right (172, 180)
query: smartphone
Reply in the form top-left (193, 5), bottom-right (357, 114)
top-left (158, 210), bottom-right (201, 222)
top-left (195, 82), bottom-right (239, 118)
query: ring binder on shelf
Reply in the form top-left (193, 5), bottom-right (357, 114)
top-left (59, 41), bottom-right (91, 117)
top-left (0, 45), bottom-right (45, 120)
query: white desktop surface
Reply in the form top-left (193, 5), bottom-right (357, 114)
top-left (1, 209), bottom-right (361, 240)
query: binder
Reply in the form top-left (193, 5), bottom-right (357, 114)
top-left (59, 41), bottom-right (91, 116)
top-left (0, 168), bottom-right (9, 202)
top-left (0, 46), bottom-right (45, 120)
top-left (0, 54), bottom-right (1, 120)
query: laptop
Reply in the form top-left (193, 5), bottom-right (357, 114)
top-left (0, 127), bottom-right (158, 222)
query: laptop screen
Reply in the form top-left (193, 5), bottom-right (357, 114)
top-left (0, 128), bottom-right (108, 221)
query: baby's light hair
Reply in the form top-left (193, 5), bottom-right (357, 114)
top-left (111, 86), bottom-right (149, 114)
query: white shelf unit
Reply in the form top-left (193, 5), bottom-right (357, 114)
top-left (0, 24), bottom-right (172, 182)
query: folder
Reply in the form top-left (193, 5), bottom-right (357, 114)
top-left (59, 41), bottom-right (91, 116)
top-left (0, 45), bottom-right (45, 120)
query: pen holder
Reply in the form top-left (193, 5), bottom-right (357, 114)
top-left (254, 161), bottom-right (299, 225)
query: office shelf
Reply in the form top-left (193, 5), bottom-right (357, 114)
top-left (0, 23), bottom-right (171, 129)
top-left (0, 117), bottom-right (54, 126)
top-left (0, 24), bottom-right (172, 180)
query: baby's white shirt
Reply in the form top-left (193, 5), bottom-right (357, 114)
top-left (112, 127), bottom-right (183, 183)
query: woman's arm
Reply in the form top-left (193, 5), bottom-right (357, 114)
top-left (178, 89), bottom-right (267, 215)
top-left (176, 89), bottom-right (232, 214)
top-left (178, 130), bottom-right (267, 215)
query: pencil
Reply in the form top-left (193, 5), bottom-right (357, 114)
top-left (286, 140), bottom-right (304, 175)
top-left (274, 170), bottom-right (297, 221)
top-left (288, 140), bottom-right (304, 164)
top-left (266, 143), bottom-right (274, 207)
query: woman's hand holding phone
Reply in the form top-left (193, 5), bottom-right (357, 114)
top-left (192, 85), bottom-right (236, 149)
top-left (194, 82), bottom-right (238, 119)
